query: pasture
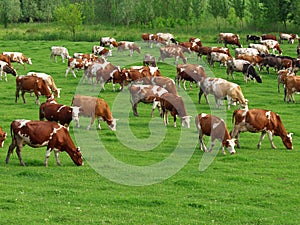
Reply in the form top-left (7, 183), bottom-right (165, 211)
top-left (0, 35), bottom-right (300, 224)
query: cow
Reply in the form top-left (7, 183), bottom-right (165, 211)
top-left (218, 33), bottom-right (236, 42)
top-left (143, 54), bottom-right (157, 67)
top-left (277, 69), bottom-right (295, 93)
top-left (156, 32), bottom-right (175, 45)
top-left (189, 37), bottom-right (202, 47)
top-left (121, 66), bottom-right (162, 83)
top-left (0, 54), bottom-right (12, 66)
top-left (235, 54), bottom-right (264, 69)
top-left (27, 72), bottom-right (61, 98)
top-left (6, 119), bottom-right (83, 166)
top-left (279, 33), bottom-right (298, 44)
top-left (176, 64), bottom-right (207, 90)
top-left (159, 92), bottom-right (191, 128)
top-left (73, 53), bottom-right (98, 62)
top-left (15, 75), bottom-right (53, 104)
top-left (198, 77), bottom-right (248, 110)
top-left (158, 45), bottom-right (187, 64)
top-left (142, 33), bottom-right (167, 48)
top-left (197, 46), bottom-right (212, 59)
top-left (0, 127), bottom-right (7, 147)
top-left (71, 94), bottom-right (118, 130)
top-left (100, 37), bottom-right (118, 49)
top-left (248, 43), bottom-right (269, 54)
top-left (208, 52), bottom-right (231, 67)
top-left (50, 46), bottom-right (70, 63)
top-left (261, 55), bottom-right (282, 74)
top-left (0, 60), bottom-right (17, 81)
top-left (219, 33), bottom-right (242, 47)
top-left (117, 41), bottom-right (141, 56)
top-left (39, 100), bottom-right (80, 127)
top-left (260, 40), bottom-right (282, 55)
top-left (179, 42), bottom-right (200, 53)
top-left (283, 75), bottom-right (300, 103)
top-left (226, 58), bottom-right (262, 83)
top-left (129, 84), bottom-right (168, 117)
top-left (246, 35), bottom-right (261, 43)
top-left (210, 47), bottom-right (232, 57)
top-left (235, 48), bottom-right (259, 57)
top-left (231, 109), bottom-right (293, 150)
top-left (195, 113), bottom-right (236, 155)
top-left (82, 58), bottom-right (109, 83)
top-left (92, 46), bottom-right (112, 57)
top-left (2, 52), bottom-right (32, 69)
top-left (65, 58), bottom-right (92, 78)
top-left (140, 76), bottom-right (178, 95)
top-left (261, 34), bottom-right (277, 41)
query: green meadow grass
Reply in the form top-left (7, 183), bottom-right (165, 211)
top-left (0, 37), bottom-right (300, 224)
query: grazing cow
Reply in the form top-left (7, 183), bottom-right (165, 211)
top-left (0, 61), bottom-right (17, 81)
top-left (92, 46), bottom-right (112, 57)
top-left (121, 66), bottom-right (161, 83)
top-left (235, 47), bottom-right (259, 57)
top-left (143, 54), bottom-right (157, 67)
top-left (15, 75), bottom-right (52, 104)
top-left (2, 52), bottom-right (32, 69)
top-left (235, 54), bottom-right (264, 69)
top-left (6, 119), bottom-right (83, 166)
top-left (261, 34), bottom-right (277, 41)
top-left (71, 94), bottom-right (118, 130)
top-left (226, 58), bottom-right (262, 83)
top-left (65, 58), bottom-right (92, 78)
top-left (27, 72), bottom-right (61, 98)
top-left (195, 113), bottom-right (236, 155)
top-left (260, 40), bottom-right (282, 55)
top-left (261, 55), bottom-right (282, 74)
top-left (158, 45), bottom-right (187, 64)
top-left (279, 33), bottom-right (298, 44)
top-left (82, 58), bottom-right (109, 83)
top-left (50, 46), bottom-right (70, 63)
top-left (246, 35), bottom-right (261, 43)
top-left (210, 47), bottom-right (232, 57)
top-left (218, 33), bottom-right (236, 42)
top-left (129, 84), bottom-right (168, 117)
top-left (283, 75), bottom-right (300, 103)
top-left (198, 77), bottom-right (248, 110)
top-left (141, 76), bottom-right (178, 95)
top-left (0, 54), bottom-right (12, 66)
top-left (39, 100), bottom-right (80, 127)
top-left (277, 69), bottom-right (295, 93)
top-left (231, 109), bottom-right (293, 150)
top-left (100, 37), bottom-right (118, 49)
top-left (179, 42), bottom-right (200, 53)
top-left (159, 92), bottom-right (191, 128)
top-left (189, 37), bottom-right (202, 47)
top-left (0, 127), bottom-right (7, 147)
top-left (142, 33), bottom-right (167, 48)
top-left (176, 64), bottom-right (207, 90)
top-left (117, 41), bottom-right (141, 56)
top-left (73, 53), bottom-right (98, 62)
top-left (208, 52), bottom-right (231, 67)
top-left (248, 43), bottom-right (269, 54)
top-left (197, 46), bottom-right (212, 59)
top-left (156, 32), bottom-right (174, 45)
top-left (219, 33), bottom-right (242, 47)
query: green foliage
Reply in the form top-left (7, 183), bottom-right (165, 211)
top-left (0, 0), bottom-right (20, 28)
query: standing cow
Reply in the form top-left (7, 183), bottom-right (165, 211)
top-left (71, 94), bottom-right (118, 130)
top-left (6, 119), bottom-right (83, 166)
top-left (50, 46), bottom-right (70, 63)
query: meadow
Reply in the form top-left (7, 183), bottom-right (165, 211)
top-left (0, 29), bottom-right (300, 224)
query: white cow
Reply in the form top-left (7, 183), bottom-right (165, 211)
top-left (50, 46), bottom-right (70, 63)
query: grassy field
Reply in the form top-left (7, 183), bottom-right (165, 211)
top-left (0, 33), bottom-right (300, 224)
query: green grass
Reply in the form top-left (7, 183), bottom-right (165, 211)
top-left (0, 34), bottom-right (300, 224)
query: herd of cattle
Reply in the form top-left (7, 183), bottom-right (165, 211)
top-left (0, 31), bottom-right (299, 166)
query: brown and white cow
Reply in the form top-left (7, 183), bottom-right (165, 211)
top-left (277, 69), bottom-right (295, 93)
top-left (143, 54), bottom-right (157, 67)
top-left (92, 45), bottom-right (112, 57)
top-left (82, 59), bottom-right (109, 83)
top-left (260, 40), bottom-right (282, 55)
top-left (156, 32), bottom-right (175, 45)
top-left (219, 33), bottom-right (242, 48)
top-left (39, 100), bottom-right (80, 127)
top-left (65, 58), bottom-right (92, 78)
top-left (117, 41), bottom-right (141, 56)
top-left (6, 119), bottom-right (83, 166)
top-left (283, 75), bottom-right (300, 103)
top-left (0, 54), bottom-right (12, 66)
top-left (261, 34), bottom-right (277, 41)
top-left (0, 126), bottom-right (7, 147)
top-left (208, 52), bottom-right (231, 67)
top-left (231, 109), bottom-right (293, 150)
top-left (198, 77), bottom-right (248, 110)
top-left (2, 52), bottom-right (32, 69)
top-left (235, 54), bottom-right (264, 69)
top-left (176, 64), bottom-right (207, 90)
top-left (71, 94), bottom-right (118, 130)
top-left (27, 72), bottom-right (61, 98)
top-left (73, 53), bottom-right (98, 62)
top-left (139, 76), bottom-right (178, 95)
top-left (142, 33), bottom-right (167, 48)
top-left (158, 45), bottom-right (187, 64)
top-left (248, 43), bottom-right (269, 54)
top-left (279, 33), bottom-right (298, 44)
top-left (15, 75), bottom-right (53, 104)
top-left (159, 92), bottom-right (191, 128)
top-left (129, 84), bottom-right (168, 117)
top-left (100, 37), bottom-right (118, 49)
top-left (0, 60), bottom-right (17, 81)
top-left (235, 47), bottom-right (259, 57)
top-left (50, 46), bottom-right (70, 63)
top-left (121, 66), bottom-right (161, 83)
top-left (195, 113), bottom-right (236, 155)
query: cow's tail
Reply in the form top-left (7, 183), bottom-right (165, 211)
top-left (232, 110), bottom-right (237, 125)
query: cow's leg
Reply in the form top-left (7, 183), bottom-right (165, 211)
top-left (44, 148), bottom-right (52, 167)
top-left (53, 150), bottom-right (61, 166)
top-left (172, 112), bottom-right (177, 127)
top-left (257, 131), bottom-right (267, 149)
top-left (183, 80), bottom-right (187, 90)
top-left (65, 68), bottom-right (70, 77)
top-left (6, 138), bottom-right (17, 164)
top-left (15, 89), bottom-right (20, 103)
top-left (132, 100), bottom-right (139, 116)
top-left (34, 91), bottom-right (40, 105)
top-left (21, 91), bottom-right (26, 103)
top-left (71, 69), bottom-right (77, 78)
top-left (209, 139), bottom-right (215, 152)
top-left (87, 116), bottom-right (95, 130)
top-left (266, 131), bottom-right (277, 149)
top-left (198, 131), bottom-right (207, 152)
top-left (151, 101), bottom-right (160, 117)
top-left (97, 117), bottom-right (102, 130)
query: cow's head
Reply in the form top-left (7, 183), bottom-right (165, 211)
top-left (283, 133), bottom-right (293, 150)
top-left (108, 118), bottom-right (118, 131)
top-left (181, 116), bottom-right (192, 128)
top-left (54, 88), bottom-right (61, 98)
top-left (70, 147), bottom-right (83, 166)
top-left (71, 106), bottom-right (81, 125)
top-left (27, 58), bottom-right (32, 65)
top-left (0, 127), bottom-right (7, 148)
top-left (225, 138), bottom-right (236, 154)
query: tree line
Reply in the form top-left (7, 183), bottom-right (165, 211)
top-left (0, 0), bottom-right (299, 33)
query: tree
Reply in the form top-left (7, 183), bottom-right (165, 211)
top-left (247, 0), bottom-right (263, 30)
top-left (230, 0), bottom-right (246, 29)
top-left (207, 0), bottom-right (229, 30)
top-left (278, 0), bottom-right (292, 31)
top-left (0, 0), bottom-right (20, 28)
top-left (54, 3), bottom-right (84, 40)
